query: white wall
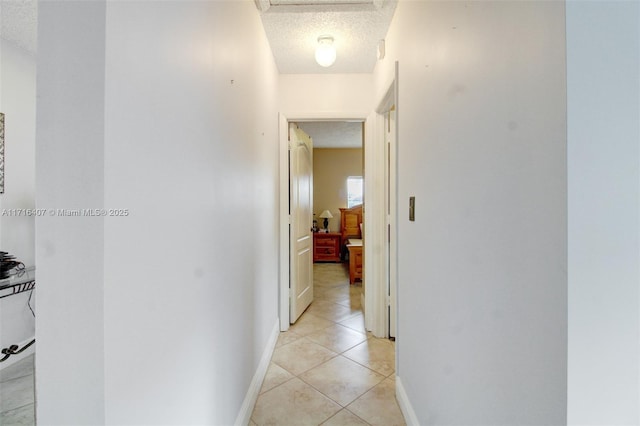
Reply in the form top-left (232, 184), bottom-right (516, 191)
top-left (0, 39), bottom-right (37, 367)
top-left (36, 2), bottom-right (107, 424)
top-left (280, 73), bottom-right (373, 115)
top-left (36, 1), bottom-right (280, 424)
top-left (313, 148), bottom-right (363, 228)
top-left (566, 2), bottom-right (640, 424)
top-left (375, 1), bottom-right (567, 423)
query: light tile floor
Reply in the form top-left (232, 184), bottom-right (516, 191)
top-left (251, 263), bottom-right (405, 426)
top-left (0, 354), bottom-right (36, 425)
top-left (0, 264), bottom-right (404, 426)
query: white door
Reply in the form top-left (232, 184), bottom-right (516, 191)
top-left (289, 123), bottom-right (313, 323)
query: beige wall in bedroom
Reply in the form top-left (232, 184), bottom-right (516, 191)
top-left (313, 148), bottom-right (363, 232)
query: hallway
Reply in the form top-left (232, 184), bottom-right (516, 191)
top-left (251, 263), bottom-right (405, 426)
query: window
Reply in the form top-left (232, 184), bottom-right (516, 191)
top-left (347, 176), bottom-right (363, 208)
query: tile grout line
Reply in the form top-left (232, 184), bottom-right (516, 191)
top-left (252, 263), bottom-right (402, 425)
top-left (268, 333), bottom-right (393, 414)
top-left (319, 407), bottom-right (372, 426)
top-left (296, 362), bottom-right (386, 410)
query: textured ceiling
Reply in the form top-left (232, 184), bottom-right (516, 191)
top-left (0, 0), bottom-right (397, 74)
top-left (258, 0), bottom-right (396, 74)
top-left (298, 121), bottom-right (362, 148)
top-left (0, 0), bottom-right (37, 54)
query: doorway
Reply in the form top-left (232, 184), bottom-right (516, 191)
top-left (301, 120), bottom-right (364, 316)
top-left (279, 114), bottom-right (366, 330)
top-left (279, 103), bottom-right (397, 339)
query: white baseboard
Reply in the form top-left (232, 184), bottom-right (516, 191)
top-left (396, 375), bottom-right (420, 426)
top-left (234, 319), bottom-right (280, 426)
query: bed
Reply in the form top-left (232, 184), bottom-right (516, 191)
top-left (339, 204), bottom-right (363, 284)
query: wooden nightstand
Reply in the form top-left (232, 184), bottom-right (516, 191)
top-left (347, 244), bottom-right (363, 284)
top-left (313, 232), bottom-right (341, 262)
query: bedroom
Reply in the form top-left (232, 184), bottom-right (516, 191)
top-left (300, 121), bottom-right (364, 286)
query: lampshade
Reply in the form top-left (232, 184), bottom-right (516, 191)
top-left (319, 210), bottom-right (333, 219)
top-left (315, 36), bottom-right (336, 67)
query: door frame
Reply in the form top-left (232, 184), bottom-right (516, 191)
top-left (279, 107), bottom-right (396, 336)
top-left (376, 68), bottom-right (399, 338)
top-left (365, 62), bottom-right (399, 338)
top-left (279, 111), bottom-right (370, 331)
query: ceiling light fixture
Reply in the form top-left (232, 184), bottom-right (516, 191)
top-left (315, 35), bottom-right (336, 67)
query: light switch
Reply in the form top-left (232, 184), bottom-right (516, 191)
top-left (409, 196), bottom-right (415, 221)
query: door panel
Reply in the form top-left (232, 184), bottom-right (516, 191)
top-left (289, 123), bottom-right (313, 323)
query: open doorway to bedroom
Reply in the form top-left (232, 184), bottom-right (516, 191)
top-left (298, 120), bottom-right (365, 331)
top-left (300, 120), bottom-right (364, 271)
top-left (280, 118), bottom-right (366, 331)
top-left (278, 106), bottom-right (396, 340)
top-left (279, 114), bottom-right (368, 330)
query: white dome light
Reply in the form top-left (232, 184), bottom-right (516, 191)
top-left (315, 36), bottom-right (336, 67)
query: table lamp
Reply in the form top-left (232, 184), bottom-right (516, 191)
top-left (319, 210), bottom-right (333, 231)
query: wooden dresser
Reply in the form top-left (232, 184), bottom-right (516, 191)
top-left (313, 232), bottom-right (341, 262)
